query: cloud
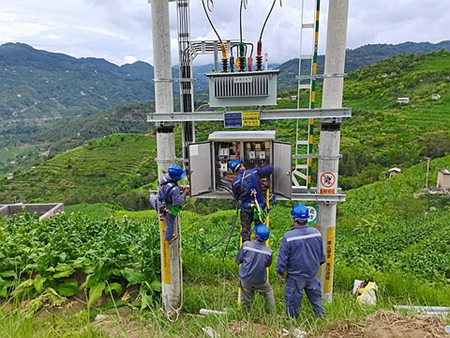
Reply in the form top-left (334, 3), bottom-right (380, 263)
top-left (0, 0), bottom-right (449, 67)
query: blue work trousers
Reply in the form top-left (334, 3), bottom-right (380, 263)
top-left (284, 276), bottom-right (325, 319)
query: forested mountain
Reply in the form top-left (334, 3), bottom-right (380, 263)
top-left (2, 41), bottom-right (449, 125)
top-left (277, 40), bottom-right (450, 92)
top-left (1, 41), bottom-right (449, 175)
top-left (1, 50), bottom-right (449, 207)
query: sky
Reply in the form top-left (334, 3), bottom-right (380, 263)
top-left (1, 0), bottom-right (449, 67)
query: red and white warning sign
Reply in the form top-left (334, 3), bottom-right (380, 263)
top-left (319, 171), bottom-right (337, 194)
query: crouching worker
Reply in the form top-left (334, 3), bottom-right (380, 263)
top-left (149, 164), bottom-right (190, 244)
top-left (236, 224), bottom-right (275, 312)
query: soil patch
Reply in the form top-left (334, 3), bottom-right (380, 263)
top-left (226, 311), bottom-right (448, 338)
top-left (308, 310), bottom-right (449, 338)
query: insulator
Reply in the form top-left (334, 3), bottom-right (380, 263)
top-left (255, 56), bottom-right (263, 71)
top-left (222, 58), bottom-right (228, 73)
top-left (229, 56), bottom-right (235, 72)
top-left (239, 57), bottom-right (246, 72)
top-left (247, 56), bottom-right (253, 71)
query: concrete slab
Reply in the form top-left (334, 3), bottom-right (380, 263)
top-left (0, 203), bottom-right (64, 221)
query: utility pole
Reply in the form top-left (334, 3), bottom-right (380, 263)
top-left (316, 0), bottom-right (349, 302)
top-left (149, 0), bottom-right (182, 314)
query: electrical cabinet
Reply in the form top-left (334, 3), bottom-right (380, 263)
top-left (188, 130), bottom-right (292, 199)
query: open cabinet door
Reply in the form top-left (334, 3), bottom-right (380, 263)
top-left (188, 142), bottom-right (213, 197)
top-left (273, 141), bottom-right (292, 199)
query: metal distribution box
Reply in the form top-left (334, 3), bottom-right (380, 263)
top-left (188, 130), bottom-right (292, 199)
top-left (205, 70), bottom-right (280, 107)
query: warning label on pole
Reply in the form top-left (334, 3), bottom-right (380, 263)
top-left (318, 171), bottom-right (337, 194)
top-left (242, 111), bottom-right (260, 127)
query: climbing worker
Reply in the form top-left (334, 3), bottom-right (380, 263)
top-left (149, 164), bottom-right (190, 244)
top-left (276, 203), bottom-right (326, 319)
top-left (230, 160), bottom-right (274, 243)
top-left (235, 224), bottom-right (275, 312)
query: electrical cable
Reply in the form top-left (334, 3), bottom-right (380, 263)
top-left (201, 0), bottom-right (222, 43)
top-left (201, 188), bottom-right (240, 254)
top-left (259, 0), bottom-right (277, 41)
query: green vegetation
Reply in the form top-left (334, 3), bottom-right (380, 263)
top-left (1, 45), bottom-right (450, 336)
top-left (1, 158), bottom-right (450, 336)
top-left (0, 133), bottom-right (158, 208)
top-left (339, 50), bottom-right (450, 189)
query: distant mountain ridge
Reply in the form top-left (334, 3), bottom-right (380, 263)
top-left (1, 40), bottom-right (449, 123)
top-left (0, 40), bottom-right (449, 174)
top-left (277, 40), bottom-right (450, 92)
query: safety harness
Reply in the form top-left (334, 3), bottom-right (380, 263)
top-left (158, 181), bottom-right (180, 216)
top-left (239, 170), bottom-right (266, 222)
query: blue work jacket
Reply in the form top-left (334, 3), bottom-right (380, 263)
top-left (231, 166), bottom-right (274, 205)
top-left (276, 225), bottom-right (325, 281)
top-left (159, 175), bottom-right (186, 207)
top-left (236, 240), bottom-right (273, 286)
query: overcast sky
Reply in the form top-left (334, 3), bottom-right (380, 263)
top-left (1, 0), bottom-right (448, 67)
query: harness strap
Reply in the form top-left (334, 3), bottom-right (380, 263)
top-left (159, 182), bottom-right (178, 204)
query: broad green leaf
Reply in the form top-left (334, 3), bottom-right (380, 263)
top-left (81, 264), bottom-right (96, 274)
top-left (33, 277), bottom-right (47, 294)
top-left (54, 263), bottom-right (73, 271)
top-left (0, 270), bottom-right (17, 278)
top-left (72, 256), bottom-right (87, 269)
top-left (0, 280), bottom-right (14, 298)
top-left (52, 264), bottom-right (75, 278)
top-left (87, 281), bottom-right (106, 308)
top-left (150, 280), bottom-right (162, 292)
top-left (121, 268), bottom-right (145, 286)
top-left (55, 279), bottom-right (79, 297)
top-left (106, 268), bottom-right (121, 278)
top-left (140, 292), bottom-right (154, 310)
top-left (105, 282), bottom-right (122, 296)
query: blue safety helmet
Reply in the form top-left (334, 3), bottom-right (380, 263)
top-left (168, 164), bottom-right (185, 181)
top-left (291, 203), bottom-right (309, 222)
top-left (229, 159), bottom-right (242, 173)
top-left (254, 224), bottom-right (270, 241)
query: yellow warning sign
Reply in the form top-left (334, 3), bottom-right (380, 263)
top-left (323, 226), bottom-right (335, 294)
top-left (242, 111), bottom-right (260, 127)
top-left (159, 220), bottom-right (171, 284)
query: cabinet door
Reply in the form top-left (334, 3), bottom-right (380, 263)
top-left (273, 141), bottom-right (292, 199)
top-left (188, 142), bottom-right (213, 197)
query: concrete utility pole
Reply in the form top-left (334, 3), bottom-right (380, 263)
top-left (149, 0), bottom-right (182, 313)
top-left (316, 0), bottom-right (349, 302)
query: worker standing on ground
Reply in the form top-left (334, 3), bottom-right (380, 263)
top-left (230, 160), bottom-right (274, 243)
top-left (236, 224), bottom-right (275, 312)
top-left (276, 203), bottom-right (326, 318)
top-left (149, 164), bottom-right (190, 244)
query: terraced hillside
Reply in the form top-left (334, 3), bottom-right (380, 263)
top-left (0, 133), bottom-right (158, 209)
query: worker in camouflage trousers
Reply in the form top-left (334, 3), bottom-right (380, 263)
top-left (230, 160), bottom-right (274, 243)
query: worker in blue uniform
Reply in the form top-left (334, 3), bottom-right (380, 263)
top-left (236, 224), bottom-right (275, 311)
top-left (149, 164), bottom-right (190, 244)
top-left (230, 160), bottom-right (274, 243)
top-left (276, 203), bottom-right (326, 318)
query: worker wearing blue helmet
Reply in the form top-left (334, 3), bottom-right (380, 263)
top-left (149, 164), bottom-right (190, 244)
top-left (276, 203), bottom-right (326, 318)
top-left (230, 160), bottom-right (274, 243)
top-left (236, 224), bottom-right (275, 311)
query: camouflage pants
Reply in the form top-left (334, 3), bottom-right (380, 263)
top-left (240, 206), bottom-right (262, 243)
